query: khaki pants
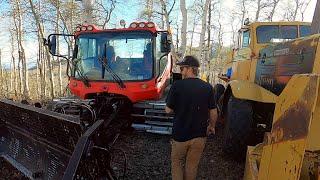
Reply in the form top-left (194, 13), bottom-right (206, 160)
top-left (171, 137), bottom-right (206, 180)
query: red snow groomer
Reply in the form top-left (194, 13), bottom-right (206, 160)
top-left (0, 21), bottom-right (178, 179)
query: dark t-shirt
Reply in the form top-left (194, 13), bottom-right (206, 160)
top-left (166, 78), bottom-right (216, 142)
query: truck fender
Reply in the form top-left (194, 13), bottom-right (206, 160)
top-left (227, 80), bottom-right (277, 103)
top-left (220, 80), bottom-right (277, 118)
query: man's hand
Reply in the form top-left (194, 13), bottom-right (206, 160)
top-left (207, 108), bottom-right (217, 136)
top-left (165, 106), bottom-right (174, 114)
top-left (207, 124), bottom-right (215, 135)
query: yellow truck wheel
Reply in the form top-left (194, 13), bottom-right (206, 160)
top-left (213, 84), bottom-right (225, 112)
top-left (223, 95), bottom-right (254, 161)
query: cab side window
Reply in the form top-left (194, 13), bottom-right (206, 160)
top-left (242, 30), bottom-right (250, 48)
top-left (238, 30), bottom-right (250, 49)
top-left (300, 25), bottom-right (311, 37)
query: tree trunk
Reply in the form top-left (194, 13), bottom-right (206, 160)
top-left (255, 0), bottom-right (261, 21)
top-left (198, 0), bottom-right (211, 73)
top-left (28, 0), bottom-right (55, 99)
top-left (13, 0), bottom-right (29, 99)
top-left (9, 30), bottom-right (17, 98)
top-left (160, 0), bottom-right (177, 61)
top-left (293, 0), bottom-right (299, 20)
top-left (269, 0), bottom-right (280, 21)
top-left (147, 0), bottom-right (153, 21)
top-left (189, 17), bottom-right (196, 54)
top-left (179, 0), bottom-right (187, 57)
top-left (56, 0), bottom-right (63, 96)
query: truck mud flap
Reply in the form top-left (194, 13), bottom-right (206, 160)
top-left (0, 99), bottom-right (114, 179)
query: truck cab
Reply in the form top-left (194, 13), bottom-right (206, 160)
top-left (48, 22), bottom-right (173, 103)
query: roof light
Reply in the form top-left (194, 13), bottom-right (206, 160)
top-left (87, 25), bottom-right (93, 31)
top-left (76, 27), bottom-right (81, 32)
top-left (130, 23), bottom-right (138, 28)
top-left (81, 26), bottom-right (87, 31)
top-left (138, 22), bottom-right (146, 28)
top-left (147, 22), bottom-right (155, 28)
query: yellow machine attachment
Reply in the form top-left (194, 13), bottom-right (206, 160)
top-left (244, 74), bottom-right (320, 180)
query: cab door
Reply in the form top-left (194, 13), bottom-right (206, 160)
top-left (231, 28), bottom-right (253, 81)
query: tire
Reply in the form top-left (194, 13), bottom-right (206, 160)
top-left (213, 84), bottom-right (225, 113)
top-left (223, 95), bottom-right (253, 161)
top-left (213, 84), bottom-right (225, 105)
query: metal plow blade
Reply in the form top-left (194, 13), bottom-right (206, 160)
top-left (0, 99), bottom-right (82, 179)
top-left (0, 99), bottom-right (113, 179)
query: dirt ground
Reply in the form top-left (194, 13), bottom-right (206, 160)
top-left (0, 125), bottom-right (244, 180)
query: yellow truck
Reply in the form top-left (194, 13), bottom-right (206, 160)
top-left (215, 21), bottom-right (312, 160)
top-left (216, 1), bottom-right (320, 178)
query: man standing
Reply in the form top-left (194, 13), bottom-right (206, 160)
top-left (165, 56), bottom-right (217, 180)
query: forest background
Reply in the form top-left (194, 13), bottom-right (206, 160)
top-left (0, 0), bottom-right (316, 101)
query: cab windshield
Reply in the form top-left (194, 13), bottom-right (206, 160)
top-left (256, 25), bottom-right (299, 43)
top-left (74, 31), bottom-right (153, 81)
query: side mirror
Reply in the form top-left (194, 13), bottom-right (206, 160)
top-left (48, 35), bottom-right (57, 55)
top-left (45, 34), bottom-right (75, 58)
top-left (160, 32), bottom-right (171, 53)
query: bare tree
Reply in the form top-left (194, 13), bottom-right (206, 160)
top-left (179, 0), bottom-right (187, 57)
top-left (255, 0), bottom-right (269, 21)
top-left (268, 0), bottom-right (281, 21)
top-left (9, 29), bottom-right (18, 98)
top-left (12, 0), bottom-right (29, 99)
top-left (95, 0), bottom-right (116, 28)
top-left (160, 0), bottom-right (177, 59)
top-left (28, 0), bottom-right (55, 99)
top-left (282, 0), bottom-right (310, 21)
top-left (299, 0), bottom-right (312, 21)
top-left (56, 0), bottom-right (63, 96)
top-left (198, 0), bottom-right (211, 73)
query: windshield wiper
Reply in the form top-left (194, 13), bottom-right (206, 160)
top-left (98, 56), bottom-right (126, 89)
top-left (74, 59), bottom-right (90, 87)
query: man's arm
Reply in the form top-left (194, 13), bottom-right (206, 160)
top-left (207, 108), bottom-right (217, 135)
top-left (209, 108), bottom-right (218, 126)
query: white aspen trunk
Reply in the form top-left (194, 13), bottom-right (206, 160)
top-left (17, 58), bottom-right (22, 97)
top-left (179, 0), bottom-right (187, 57)
top-left (28, 0), bottom-right (55, 99)
top-left (255, 0), bottom-right (261, 21)
top-left (198, 0), bottom-right (211, 73)
top-left (160, 0), bottom-right (177, 61)
top-left (15, 0), bottom-right (30, 99)
top-left (10, 30), bottom-right (17, 98)
top-left (147, 0), bottom-right (153, 21)
top-left (56, 0), bottom-right (63, 96)
top-left (269, 0), bottom-right (280, 21)
top-left (82, 0), bottom-right (95, 24)
top-left (189, 17), bottom-right (196, 54)
top-left (36, 57), bottom-right (39, 99)
top-left (293, 0), bottom-right (299, 20)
